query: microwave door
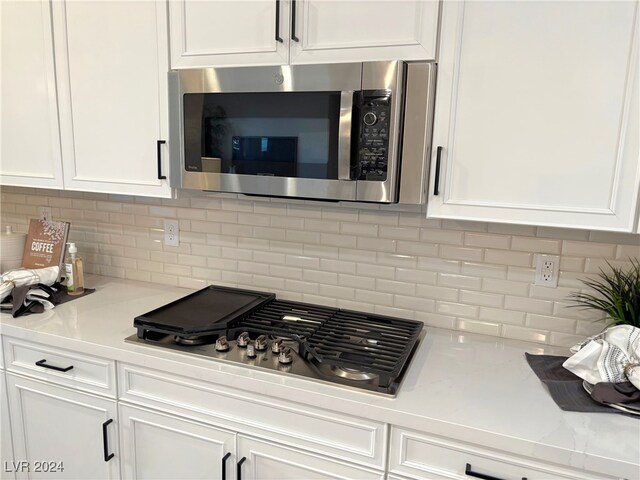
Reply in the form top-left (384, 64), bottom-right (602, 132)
top-left (172, 71), bottom-right (360, 202)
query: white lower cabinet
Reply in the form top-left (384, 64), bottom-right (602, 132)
top-left (119, 403), bottom-right (235, 480)
top-left (388, 427), bottom-right (618, 480)
top-left (5, 374), bottom-right (119, 480)
top-left (236, 435), bottom-right (384, 480)
top-left (1, 371), bottom-right (16, 480)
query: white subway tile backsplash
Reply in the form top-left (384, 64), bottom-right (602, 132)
top-left (511, 237), bottom-right (561, 254)
top-left (420, 229), bottom-right (464, 245)
top-left (396, 241), bottom-right (438, 257)
top-left (437, 302), bottom-right (478, 318)
top-left (439, 245), bottom-right (483, 262)
top-left (394, 295), bottom-right (435, 313)
top-left (461, 261), bottom-right (507, 279)
top-left (3, 186), bottom-right (637, 348)
top-left (484, 249), bottom-right (532, 267)
top-left (526, 314), bottom-right (576, 334)
top-left (415, 312), bottom-right (456, 329)
top-left (617, 244), bottom-right (640, 259)
top-left (357, 263), bottom-right (396, 280)
top-left (269, 265), bottom-right (303, 280)
top-left (355, 289), bottom-right (394, 306)
top-left (504, 296), bottom-right (554, 315)
top-left (457, 319), bottom-right (500, 336)
top-left (375, 279), bottom-right (416, 295)
top-left (479, 307), bottom-right (525, 325)
top-left (482, 278), bottom-right (528, 296)
top-left (437, 273), bottom-right (482, 290)
top-left (270, 216), bottom-right (304, 230)
top-left (320, 233), bottom-right (357, 249)
top-left (357, 236), bottom-right (396, 253)
top-left (563, 240), bottom-right (617, 258)
top-left (378, 252), bottom-right (418, 268)
top-left (459, 290), bottom-right (504, 308)
top-left (340, 221), bottom-right (378, 237)
top-left (319, 259), bottom-right (356, 274)
top-left (464, 233), bottom-right (511, 249)
top-left (501, 325), bottom-right (549, 344)
top-left (379, 226), bottom-right (420, 240)
top-left (396, 268), bottom-right (437, 285)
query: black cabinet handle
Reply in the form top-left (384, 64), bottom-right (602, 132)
top-left (35, 359), bottom-right (73, 373)
top-left (102, 419), bottom-right (114, 462)
top-left (465, 463), bottom-right (527, 480)
top-left (433, 146), bottom-right (443, 195)
top-left (237, 457), bottom-right (246, 480)
top-left (275, 0), bottom-right (283, 42)
top-left (157, 140), bottom-right (166, 180)
top-left (221, 452), bottom-right (231, 480)
top-left (291, 0), bottom-right (299, 42)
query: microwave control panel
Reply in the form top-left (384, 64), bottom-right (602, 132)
top-left (355, 90), bottom-right (391, 181)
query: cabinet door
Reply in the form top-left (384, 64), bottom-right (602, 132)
top-left (6, 374), bottom-right (119, 480)
top-left (52, 0), bottom-right (171, 198)
top-left (0, 0), bottom-right (63, 189)
top-left (290, 1), bottom-right (439, 64)
top-left (119, 404), bottom-right (236, 480)
top-left (1, 371), bottom-right (15, 480)
top-left (169, 1), bottom-right (290, 68)
top-left (236, 435), bottom-right (384, 480)
top-left (428, 1), bottom-right (640, 231)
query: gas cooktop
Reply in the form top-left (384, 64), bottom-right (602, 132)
top-left (126, 285), bottom-right (423, 396)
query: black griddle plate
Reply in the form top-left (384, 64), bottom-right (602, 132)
top-left (134, 285), bottom-right (275, 338)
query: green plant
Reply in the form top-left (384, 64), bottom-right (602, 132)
top-left (569, 258), bottom-right (640, 328)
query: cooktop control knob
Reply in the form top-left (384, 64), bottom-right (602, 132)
top-left (236, 332), bottom-right (250, 347)
top-left (254, 335), bottom-right (267, 351)
top-left (278, 347), bottom-right (293, 365)
top-left (246, 343), bottom-right (256, 358)
top-left (215, 336), bottom-right (229, 352)
top-left (363, 111), bottom-right (377, 126)
top-left (271, 338), bottom-right (283, 354)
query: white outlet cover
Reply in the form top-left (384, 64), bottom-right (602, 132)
top-left (535, 254), bottom-right (560, 288)
top-left (164, 219), bottom-right (179, 247)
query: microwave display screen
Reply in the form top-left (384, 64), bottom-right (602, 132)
top-left (183, 92), bottom-right (341, 179)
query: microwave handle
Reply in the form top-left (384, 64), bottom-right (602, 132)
top-left (338, 90), bottom-right (354, 180)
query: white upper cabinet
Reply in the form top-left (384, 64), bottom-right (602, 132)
top-left (289, 0), bottom-right (439, 64)
top-left (168, 0), bottom-right (438, 68)
top-left (52, 1), bottom-right (172, 197)
top-left (169, 0), bottom-right (291, 68)
top-left (0, 0), bottom-right (64, 189)
top-left (428, 1), bottom-right (640, 231)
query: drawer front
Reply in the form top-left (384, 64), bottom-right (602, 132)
top-left (389, 427), bottom-right (617, 480)
top-left (3, 337), bottom-right (116, 397)
top-left (118, 363), bottom-right (386, 469)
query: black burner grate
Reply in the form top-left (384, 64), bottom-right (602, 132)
top-left (228, 300), bottom-right (337, 341)
top-left (301, 310), bottom-right (422, 387)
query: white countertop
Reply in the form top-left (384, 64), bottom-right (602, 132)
top-left (1, 276), bottom-right (638, 479)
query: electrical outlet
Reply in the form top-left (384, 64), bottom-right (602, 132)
top-left (38, 206), bottom-right (52, 221)
top-left (535, 254), bottom-right (560, 287)
top-left (164, 219), bottom-right (179, 247)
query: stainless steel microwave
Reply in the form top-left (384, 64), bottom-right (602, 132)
top-left (168, 61), bottom-right (436, 204)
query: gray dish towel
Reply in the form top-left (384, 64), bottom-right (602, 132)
top-left (525, 353), bottom-right (639, 417)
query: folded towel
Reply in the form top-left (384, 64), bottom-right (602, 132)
top-left (0, 266), bottom-right (59, 302)
top-left (563, 325), bottom-right (640, 390)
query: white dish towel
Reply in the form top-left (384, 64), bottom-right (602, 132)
top-left (563, 325), bottom-right (640, 390)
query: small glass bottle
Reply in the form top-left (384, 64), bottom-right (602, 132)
top-left (64, 242), bottom-right (84, 295)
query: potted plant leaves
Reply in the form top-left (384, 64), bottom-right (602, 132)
top-left (570, 258), bottom-right (640, 328)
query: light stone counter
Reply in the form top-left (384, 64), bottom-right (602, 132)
top-left (1, 275), bottom-right (638, 479)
